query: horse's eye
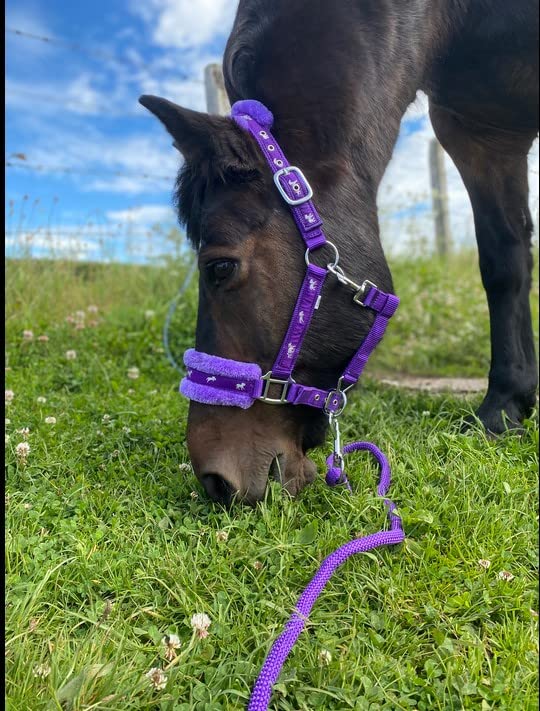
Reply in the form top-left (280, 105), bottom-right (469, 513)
top-left (205, 259), bottom-right (237, 286)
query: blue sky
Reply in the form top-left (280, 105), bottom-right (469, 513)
top-left (6, 0), bottom-right (538, 263)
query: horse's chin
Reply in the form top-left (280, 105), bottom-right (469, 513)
top-left (270, 450), bottom-right (318, 498)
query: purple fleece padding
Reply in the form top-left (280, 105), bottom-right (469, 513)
top-left (184, 348), bottom-right (261, 380)
top-left (180, 349), bottom-right (262, 409)
top-left (231, 100), bottom-right (274, 128)
top-left (180, 378), bottom-right (255, 409)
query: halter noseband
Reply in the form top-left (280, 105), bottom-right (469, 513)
top-left (180, 99), bottom-right (399, 475)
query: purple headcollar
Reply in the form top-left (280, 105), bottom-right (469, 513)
top-left (178, 99), bottom-right (404, 711)
top-left (180, 99), bottom-right (398, 417)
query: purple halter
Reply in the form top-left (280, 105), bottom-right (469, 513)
top-left (178, 99), bottom-right (405, 710)
top-left (181, 99), bottom-right (399, 418)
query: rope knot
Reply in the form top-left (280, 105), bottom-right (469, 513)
top-left (325, 465), bottom-right (347, 487)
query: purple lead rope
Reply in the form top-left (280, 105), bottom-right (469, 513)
top-left (247, 442), bottom-right (404, 711)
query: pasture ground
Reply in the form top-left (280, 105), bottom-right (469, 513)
top-left (5, 251), bottom-right (539, 710)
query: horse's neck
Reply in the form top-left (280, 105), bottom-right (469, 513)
top-left (226, 1), bottom-right (459, 188)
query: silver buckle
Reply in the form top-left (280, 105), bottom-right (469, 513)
top-left (258, 372), bottom-right (294, 404)
top-left (273, 167), bottom-right (314, 206)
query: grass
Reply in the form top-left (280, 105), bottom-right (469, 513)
top-left (5, 251), bottom-right (539, 710)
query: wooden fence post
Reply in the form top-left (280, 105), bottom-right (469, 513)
top-left (429, 138), bottom-right (452, 256)
top-left (204, 63), bottom-right (231, 116)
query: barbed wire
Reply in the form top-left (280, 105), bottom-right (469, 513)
top-left (5, 228), bottom-right (171, 238)
top-left (6, 159), bottom-right (175, 182)
top-left (6, 27), bottom-right (204, 85)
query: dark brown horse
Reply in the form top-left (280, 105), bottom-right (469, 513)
top-left (140, 0), bottom-right (539, 504)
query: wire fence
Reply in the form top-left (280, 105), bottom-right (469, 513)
top-left (5, 27), bottom-right (539, 265)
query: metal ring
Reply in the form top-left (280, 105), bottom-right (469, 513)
top-left (324, 389), bottom-right (348, 417)
top-left (305, 240), bottom-right (340, 268)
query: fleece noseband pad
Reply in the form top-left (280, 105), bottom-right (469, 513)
top-left (180, 349), bottom-right (263, 409)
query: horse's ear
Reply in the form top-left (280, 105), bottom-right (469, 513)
top-left (139, 95), bottom-right (214, 161)
top-left (139, 94), bottom-right (261, 178)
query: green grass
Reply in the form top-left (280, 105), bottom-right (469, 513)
top-left (5, 252), bottom-right (539, 710)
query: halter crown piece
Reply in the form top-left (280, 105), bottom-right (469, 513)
top-left (179, 100), bottom-right (405, 710)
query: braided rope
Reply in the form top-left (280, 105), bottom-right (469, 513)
top-left (247, 442), bottom-right (404, 710)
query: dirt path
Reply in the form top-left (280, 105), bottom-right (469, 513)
top-left (376, 375), bottom-right (488, 394)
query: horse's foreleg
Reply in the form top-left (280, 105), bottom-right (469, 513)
top-left (429, 103), bottom-right (538, 433)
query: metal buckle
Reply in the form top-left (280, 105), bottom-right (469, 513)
top-left (273, 167), bottom-right (314, 206)
top-left (258, 372), bottom-right (294, 404)
top-left (353, 280), bottom-right (377, 306)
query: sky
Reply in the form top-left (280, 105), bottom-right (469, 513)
top-left (5, 0), bottom-right (539, 263)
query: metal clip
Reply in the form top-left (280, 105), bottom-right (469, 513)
top-left (327, 264), bottom-right (377, 307)
top-left (328, 414), bottom-right (344, 469)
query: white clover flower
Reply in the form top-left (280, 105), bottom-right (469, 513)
top-left (421, 411), bottom-right (431, 417)
top-left (190, 491), bottom-right (199, 500)
top-left (5, 418), bottom-right (10, 425)
top-left (478, 559), bottom-right (491, 570)
top-left (37, 335), bottom-right (49, 343)
top-left (75, 310), bottom-right (86, 321)
top-left (22, 330), bottom-right (34, 341)
top-left (87, 305), bottom-right (99, 313)
top-left (127, 366), bottom-right (140, 380)
top-left (253, 560), bottom-right (263, 571)
top-left (5, 390), bottom-right (14, 404)
top-left (65, 350), bottom-right (77, 360)
top-left (162, 634), bottom-right (181, 661)
top-left (145, 667), bottom-right (167, 690)
top-left (17, 427), bottom-right (30, 439)
top-left (498, 570), bottom-right (514, 582)
top-left (179, 463), bottom-right (192, 472)
top-left (102, 414), bottom-right (111, 423)
top-left (318, 649), bottom-right (332, 665)
top-left (44, 417), bottom-right (57, 425)
top-left (16, 442), bottom-right (30, 462)
top-left (145, 310), bottom-right (155, 319)
top-left (5, 434), bottom-right (10, 444)
top-left (216, 530), bottom-right (229, 543)
top-left (191, 613), bottom-right (211, 639)
top-left (33, 662), bottom-right (51, 678)
top-left (36, 396), bottom-right (47, 404)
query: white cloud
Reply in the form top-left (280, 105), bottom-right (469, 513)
top-left (134, 0), bottom-right (236, 49)
top-left (5, 231), bottom-right (100, 261)
top-left (106, 204), bottom-right (175, 226)
top-left (6, 75), bottom-right (106, 116)
top-left (379, 92), bottom-right (539, 255)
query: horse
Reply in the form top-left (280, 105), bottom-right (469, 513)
top-left (140, 0), bottom-right (539, 505)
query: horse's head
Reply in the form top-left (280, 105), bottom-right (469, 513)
top-left (140, 95), bottom-right (392, 505)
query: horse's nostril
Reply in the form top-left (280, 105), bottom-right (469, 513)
top-left (201, 473), bottom-right (236, 505)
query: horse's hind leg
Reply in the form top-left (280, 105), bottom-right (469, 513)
top-left (429, 104), bottom-right (538, 433)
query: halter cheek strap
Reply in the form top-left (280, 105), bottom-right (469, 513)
top-left (177, 99), bottom-right (405, 711)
